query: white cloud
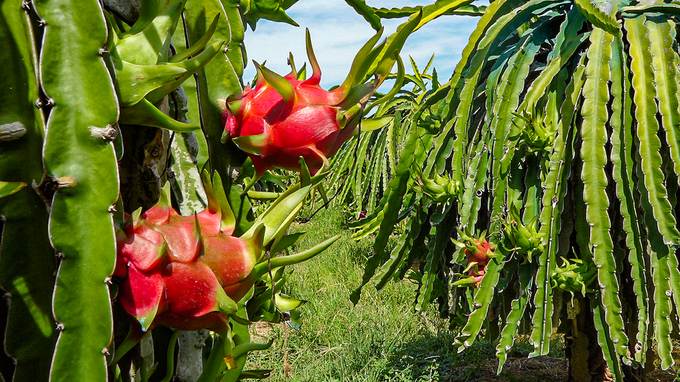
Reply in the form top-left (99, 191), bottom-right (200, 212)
top-left (242, 1), bottom-right (479, 88)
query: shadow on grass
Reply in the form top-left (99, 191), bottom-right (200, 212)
top-left (381, 331), bottom-right (568, 382)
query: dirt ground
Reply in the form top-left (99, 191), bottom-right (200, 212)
top-left (457, 357), bottom-right (678, 382)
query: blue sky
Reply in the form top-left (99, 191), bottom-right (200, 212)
top-left (241, 1), bottom-right (481, 89)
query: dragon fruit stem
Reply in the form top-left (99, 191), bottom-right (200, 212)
top-left (110, 325), bottom-right (144, 365)
top-left (232, 340), bottom-right (274, 359)
top-left (241, 174), bottom-right (259, 195)
top-left (219, 325), bottom-right (237, 370)
top-left (252, 234), bottom-right (340, 279)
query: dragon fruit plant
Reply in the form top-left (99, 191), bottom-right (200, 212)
top-left (0, 0), bottom-right (447, 379)
top-left (351, 0), bottom-right (680, 379)
top-left (0, 0), bottom-right (374, 380)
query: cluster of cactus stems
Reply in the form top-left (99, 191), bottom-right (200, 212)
top-left (0, 0), bottom-right (453, 380)
top-left (0, 0), bottom-right (323, 379)
top-left (347, 0), bottom-right (680, 380)
top-left (327, 2), bottom-right (484, 219)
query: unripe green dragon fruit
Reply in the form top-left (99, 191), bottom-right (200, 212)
top-left (502, 203), bottom-right (544, 261)
top-left (413, 167), bottom-right (460, 203)
top-left (550, 257), bottom-right (597, 296)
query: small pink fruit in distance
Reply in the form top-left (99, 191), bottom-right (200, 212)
top-left (463, 240), bottom-right (494, 288)
top-left (464, 239), bottom-right (495, 268)
top-left (452, 231), bottom-right (500, 288)
top-left (222, 22), bottom-right (419, 180)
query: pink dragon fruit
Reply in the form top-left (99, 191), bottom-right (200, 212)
top-left (453, 233), bottom-right (499, 288)
top-left (464, 239), bottom-right (495, 268)
top-left (222, 32), bottom-right (360, 176)
top-left (114, 184), bottom-right (264, 334)
top-left (467, 267), bottom-right (486, 286)
top-left (463, 239), bottom-right (495, 287)
top-left (222, 25), bottom-right (416, 178)
top-left (114, 169), bottom-right (340, 369)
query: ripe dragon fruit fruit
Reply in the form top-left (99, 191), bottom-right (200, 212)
top-left (453, 232), bottom-right (499, 288)
top-left (222, 31), bottom-right (362, 177)
top-left (114, 169), bottom-right (339, 368)
top-left (467, 267), bottom-right (486, 286)
top-left (222, 21), bottom-right (420, 178)
top-left (464, 239), bottom-right (495, 268)
top-left (114, 178), bottom-right (264, 334)
top-left (464, 239), bottom-right (494, 287)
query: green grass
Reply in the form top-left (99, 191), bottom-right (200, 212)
top-left (243, 205), bottom-right (564, 382)
top-left (244, 205), bottom-right (456, 381)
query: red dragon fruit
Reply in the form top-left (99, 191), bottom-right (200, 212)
top-left (114, 180), bottom-right (264, 334)
top-left (464, 239), bottom-right (495, 268)
top-left (222, 32), bottom-right (359, 176)
top-left (453, 233), bottom-right (498, 288)
top-left (222, 23), bottom-right (418, 178)
top-left (467, 267), bottom-right (486, 286)
top-left (463, 239), bottom-right (495, 287)
top-left (114, 170), bottom-right (340, 368)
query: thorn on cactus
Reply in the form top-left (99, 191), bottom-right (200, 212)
top-left (88, 125), bottom-right (118, 141)
top-left (55, 176), bottom-right (77, 189)
top-left (0, 121), bottom-right (27, 141)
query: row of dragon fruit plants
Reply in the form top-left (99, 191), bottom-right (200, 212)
top-left (4, 0), bottom-right (680, 381)
top-left (0, 0), bottom-right (465, 381)
top-left (342, 0), bottom-right (680, 380)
